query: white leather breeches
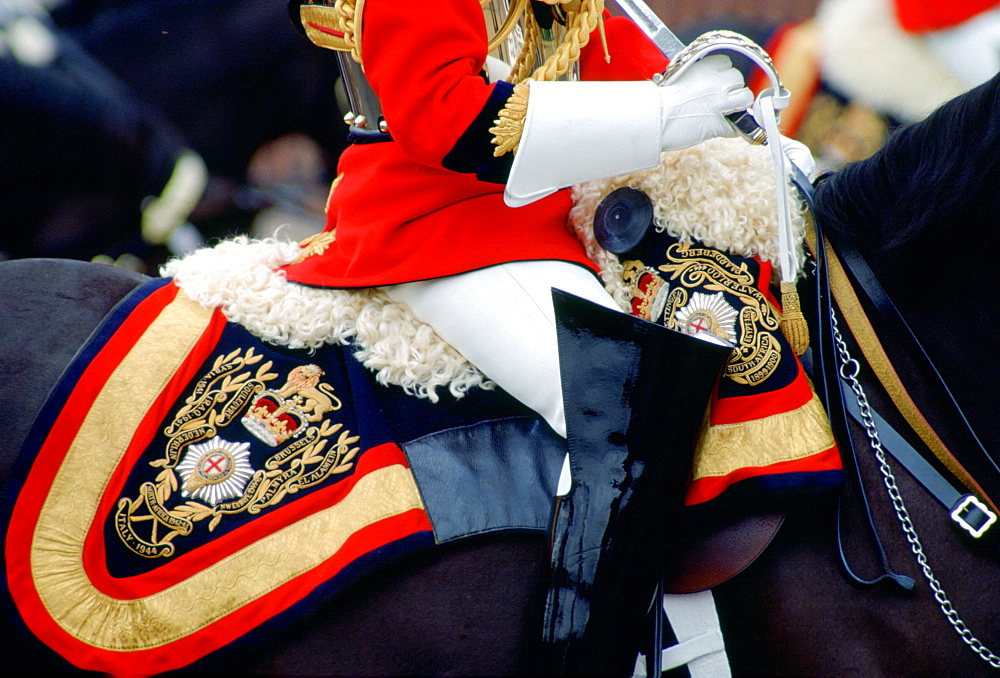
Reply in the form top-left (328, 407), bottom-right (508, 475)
top-left (383, 260), bottom-right (621, 438)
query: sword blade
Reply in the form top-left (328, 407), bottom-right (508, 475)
top-left (613, 0), bottom-right (685, 58)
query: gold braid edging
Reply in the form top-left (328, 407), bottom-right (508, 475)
top-left (507, 9), bottom-right (540, 85)
top-left (490, 81), bottom-right (530, 156)
top-left (335, 0), bottom-right (364, 63)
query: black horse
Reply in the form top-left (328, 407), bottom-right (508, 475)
top-left (4, 73), bottom-right (1000, 676)
top-left (713, 71), bottom-right (1000, 676)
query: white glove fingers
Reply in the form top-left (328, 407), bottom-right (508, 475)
top-left (699, 54), bottom-right (735, 72)
top-left (725, 86), bottom-right (754, 113)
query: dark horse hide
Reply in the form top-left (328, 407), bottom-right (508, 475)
top-left (4, 74), bottom-right (1000, 676)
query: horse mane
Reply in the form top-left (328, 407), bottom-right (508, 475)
top-left (815, 72), bottom-right (1000, 252)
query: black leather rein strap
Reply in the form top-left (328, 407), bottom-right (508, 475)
top-left (826, 229), bottom-right (1000, 516)
top-left (839, 379), bottom-right (997, 540)
top-left (792, 167), bottom-right (915, 591)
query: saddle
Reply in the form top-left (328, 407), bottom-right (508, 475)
top-left (2, 266), bottom-right (801, 675)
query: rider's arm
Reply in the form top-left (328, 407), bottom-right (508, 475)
top-left (361, 1), bottom-right (752, 203)
top-left (361, 0), bottom-right (512, 180)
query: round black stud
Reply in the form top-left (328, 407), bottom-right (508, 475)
top-left (593, 187), bottom-right (654, 255)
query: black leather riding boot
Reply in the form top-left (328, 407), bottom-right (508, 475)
top-left (543, 290), bottom-right (731, 676)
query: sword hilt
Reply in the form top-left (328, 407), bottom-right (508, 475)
top-left (655, 30), bottom-right (784, 147)
top-left (726, 109), bottom-right (767, 145)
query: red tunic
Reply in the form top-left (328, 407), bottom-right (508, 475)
top-left (282, 3), bottom-right (667, 288)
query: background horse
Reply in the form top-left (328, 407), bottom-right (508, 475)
top-left (2, 0), bottom-right (346, 270)
top-left (4, 73), bottom-right (1000, 676)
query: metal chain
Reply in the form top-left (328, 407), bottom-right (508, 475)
top-left (831, 310), bottom-right (1000, 669)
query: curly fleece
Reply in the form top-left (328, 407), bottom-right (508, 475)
top-left (166, 137), bottom-right (802, 399)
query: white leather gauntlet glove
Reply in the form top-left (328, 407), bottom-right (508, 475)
top-left (657, 55), bottom-right (754, 151)
top-left (504, 57), bottom-right (754, 207)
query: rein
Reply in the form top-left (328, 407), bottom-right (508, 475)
top-left (817, 229), bottom-right (1000, 668)
top-left (796, 172), bottom-right (914, 591)
top-left (803, 224), bottom-right (999, 568)
top-left (799, 169), bottom-right (999, 544)
top-left (823, 231), bottom-right (1000, 517)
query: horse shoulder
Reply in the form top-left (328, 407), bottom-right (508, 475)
top-left (0, 258), bottom-right (148, 484)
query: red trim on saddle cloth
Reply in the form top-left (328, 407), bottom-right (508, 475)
top-left (81, 444), bottom-right (415, 598)
top-left (5, 282), bottom-right (433, 675)
top-left (6, 283), bottom-right (210, 558)
top-left (665, 259), bottom-right (840, 507)
top-left (684, 364), bottom-right (842, 506)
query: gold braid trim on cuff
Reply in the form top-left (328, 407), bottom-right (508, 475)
top-left (489, 81), bottom-right (530, 157)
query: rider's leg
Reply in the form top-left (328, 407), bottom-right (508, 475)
top-left (387, 264), bottom-right (730, 675)
top-left (382, 260), bottom-right (620, 437)
top-left (543, 291), bottom-right (731, 675)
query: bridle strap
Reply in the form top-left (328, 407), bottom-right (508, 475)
top-left (822, 232), bottom-right (998, 515)
top-left (795, 169), bottom-right (913, 591)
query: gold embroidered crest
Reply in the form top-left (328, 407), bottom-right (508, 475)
top-left (624, 242), bottom-right (783, 386)
top-left (114, 348), bottom-right (360, 558)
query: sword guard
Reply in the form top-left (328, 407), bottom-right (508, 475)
top-left (653, 30), bottom-right (788, 145)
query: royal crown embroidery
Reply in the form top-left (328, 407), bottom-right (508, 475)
top-left (114, 349), bottom-right (360, 558)
top-left (623, 242), bottom-right (783, 386)
top-left (242, 364), bottom-right (343, 446)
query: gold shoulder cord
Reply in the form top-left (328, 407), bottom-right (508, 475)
top-left (807, 227), bottom-right (998, 513)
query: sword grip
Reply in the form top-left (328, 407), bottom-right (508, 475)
top-left (727, 109), bottom-right (767, 145)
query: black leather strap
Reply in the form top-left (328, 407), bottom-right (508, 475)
top-left (825, 228), bottom-right (1000, 492)
top-left (839, 378), bottom-right (997, 541)
top-left (793, 168), bottom-right (914, 591)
